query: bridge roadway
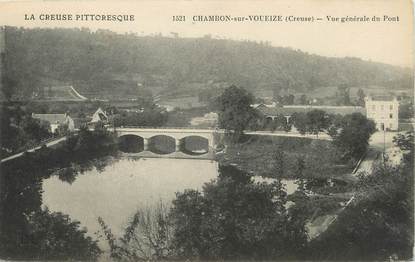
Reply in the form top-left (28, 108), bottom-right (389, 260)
top-left (1, 136), bottom-right (68, 163)
top-left (1, 127), bottom-right (331, 163)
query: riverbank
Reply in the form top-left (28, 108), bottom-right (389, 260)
top-left (0, 127), bottom-right (119, 260)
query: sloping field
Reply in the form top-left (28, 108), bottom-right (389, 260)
top-left (44, 86), bottom-right (88, 101)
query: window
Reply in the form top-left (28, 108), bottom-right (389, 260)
top-left (389, 113), bottom-right (393, 119)
top-left (389, 123), bottom-right (393, 129)
top-left (381, 105), bottom-right (384, 110)
top-left (372, 105), bottom-right (376, 111)
top-left (390, 105), bottom-right (393, 110)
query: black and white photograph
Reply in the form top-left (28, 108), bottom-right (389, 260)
top-left (0, 0), bottom-right (413, 261)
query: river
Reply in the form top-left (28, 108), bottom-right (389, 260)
top-left (42, 158), bottom-right (217, 239)
top-left (42, 157), bottom-right (297, 253)
top-left (41, 157), bottom-right (299, 250)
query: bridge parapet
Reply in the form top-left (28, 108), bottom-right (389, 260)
top-left (117, 126), bottom-right (217, 130)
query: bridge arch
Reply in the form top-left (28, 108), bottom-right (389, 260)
top-left (180, 135), bottom-right (209, 155)
top-left (148, 135), bottom-right (176, 154)
top-left (118, 134), bottom-right (144, 153)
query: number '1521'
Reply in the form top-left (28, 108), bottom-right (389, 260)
top-left (172, 16), bottom-right (186, 22)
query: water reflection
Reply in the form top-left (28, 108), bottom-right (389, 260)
top-left (118, 135), bottom-right (144, 153)
top-left (42, 158), bottom-right (218, 240)
top-left (2, 148), bottom-right (349, 259)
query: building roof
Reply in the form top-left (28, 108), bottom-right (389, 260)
top-left (257, 105), bottom-right (366, 116)
top-left (91, 107), bottom-right (108, 123)
top-left (367, 95), bottom-right (397, 102)
top-left (32, 113), bottom-right (69, 124)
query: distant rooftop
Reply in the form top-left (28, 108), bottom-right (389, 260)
top-left (32, 113), bottom-right (69, 124)
top-left (367, 95), bottom-right (397, 102)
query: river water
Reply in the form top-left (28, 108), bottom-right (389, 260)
top-left (42, 158), bottom-right (217, 238)
top-left (42, 157), bottom-right (298, 249)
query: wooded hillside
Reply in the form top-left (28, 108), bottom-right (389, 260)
top-left (1, 26), bottom-right (412, 100)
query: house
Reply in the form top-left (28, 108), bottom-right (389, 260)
top-left (365, 96), bottom-right (399, 131)
top-left (32, 113), bottom-right (75, 133)
top-left (90, 108), bottom-right (108, 124)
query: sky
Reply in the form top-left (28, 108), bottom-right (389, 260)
top-left (0, 0), bottom-right (413, 68)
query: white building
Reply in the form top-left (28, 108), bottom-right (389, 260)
top-left (365, 96), bottom-right (399, 131)
top-left (32, 113), bottom-right (75, 133)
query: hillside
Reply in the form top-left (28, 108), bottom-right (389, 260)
top-left (1, 26), bottom-right (413, 101)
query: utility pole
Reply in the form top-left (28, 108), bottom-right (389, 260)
top-left (383, 124), bottom-right (386, 163)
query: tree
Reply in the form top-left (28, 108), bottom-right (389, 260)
top-left (24, 208), bottom-right (101, 260)
top-left (292, 112), bottom-right (308, 135)
top-left (356, 88), bottom-right (365, 106)
top-left (275, 94), bottom-right (283, 105)
top-left (0, 166), bottom-right (101, 261)
top-left (2, 26), bottom-right (411, 102)
top-left (272, 87), bottom-right (281, 102)
top-left (0, 105), bottom-right (54, 154)
top-left (273, 114), bottom-right (287, 131)
top-left (294, 155), bottom-right (306, 190)
top-left (1, 75), bottom-right (17, 100)
top-left (113, 108), bottom-right (168, 128)
top-left (398, 102), bottom-right (414, 119)
top-left (307, 138), bottom-right (413, 260)
top-left (170, 165), bottom-right (307, 260)
top-left (326, 113), bottom-right (344, 137)
top-left (330, 113), bottom-right (376, 160)
top-left (98, 203), bottom-right (173, 261)
top-left (299, 94), bottom-right (308, 105)
top-left (272, 146), bottom-right (285, 177)
top-left (283, 94), bottom-right (295, 105)
top-left (393, 132), bottom-right (414, 152)
top-left (392, 131), bottom-right (414, 163)
top-left (306, 110), bottom-right (330, 137)
top-left (216, 85), bottom-right (258, 141)
top-left (336, 84), bottom-right (351, 106)
top-left (136, 86), bottom-right (154, 108)
top-left (21, 117), bottom-right (51, 141)
top-left (292, 110), bottom-right (330, 137)
top-left (55, 123), bottom-right (69, 136)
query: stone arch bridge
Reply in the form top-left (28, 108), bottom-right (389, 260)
top-left (116, 127), bottom-right (218, 159)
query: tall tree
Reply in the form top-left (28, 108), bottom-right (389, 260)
top-left (273, 146), bottom-right (285, 178)
top-left (299, 94), bottom-right (308, 105)
top-left (292, 112), bottom-right (308, 135)
top-left (284, 94), bottom-right (295, 105)
top-left (216, 85), bottom-right (258, 141)
top-left (330, 113), bottom-right (376, 160)
top-left (356, 88), bottom-right (366, 106)
top-left (336, 84), bottom-right (351, 106)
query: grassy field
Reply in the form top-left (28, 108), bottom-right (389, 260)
top-left (217, 135), bottom-right (354, 180)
